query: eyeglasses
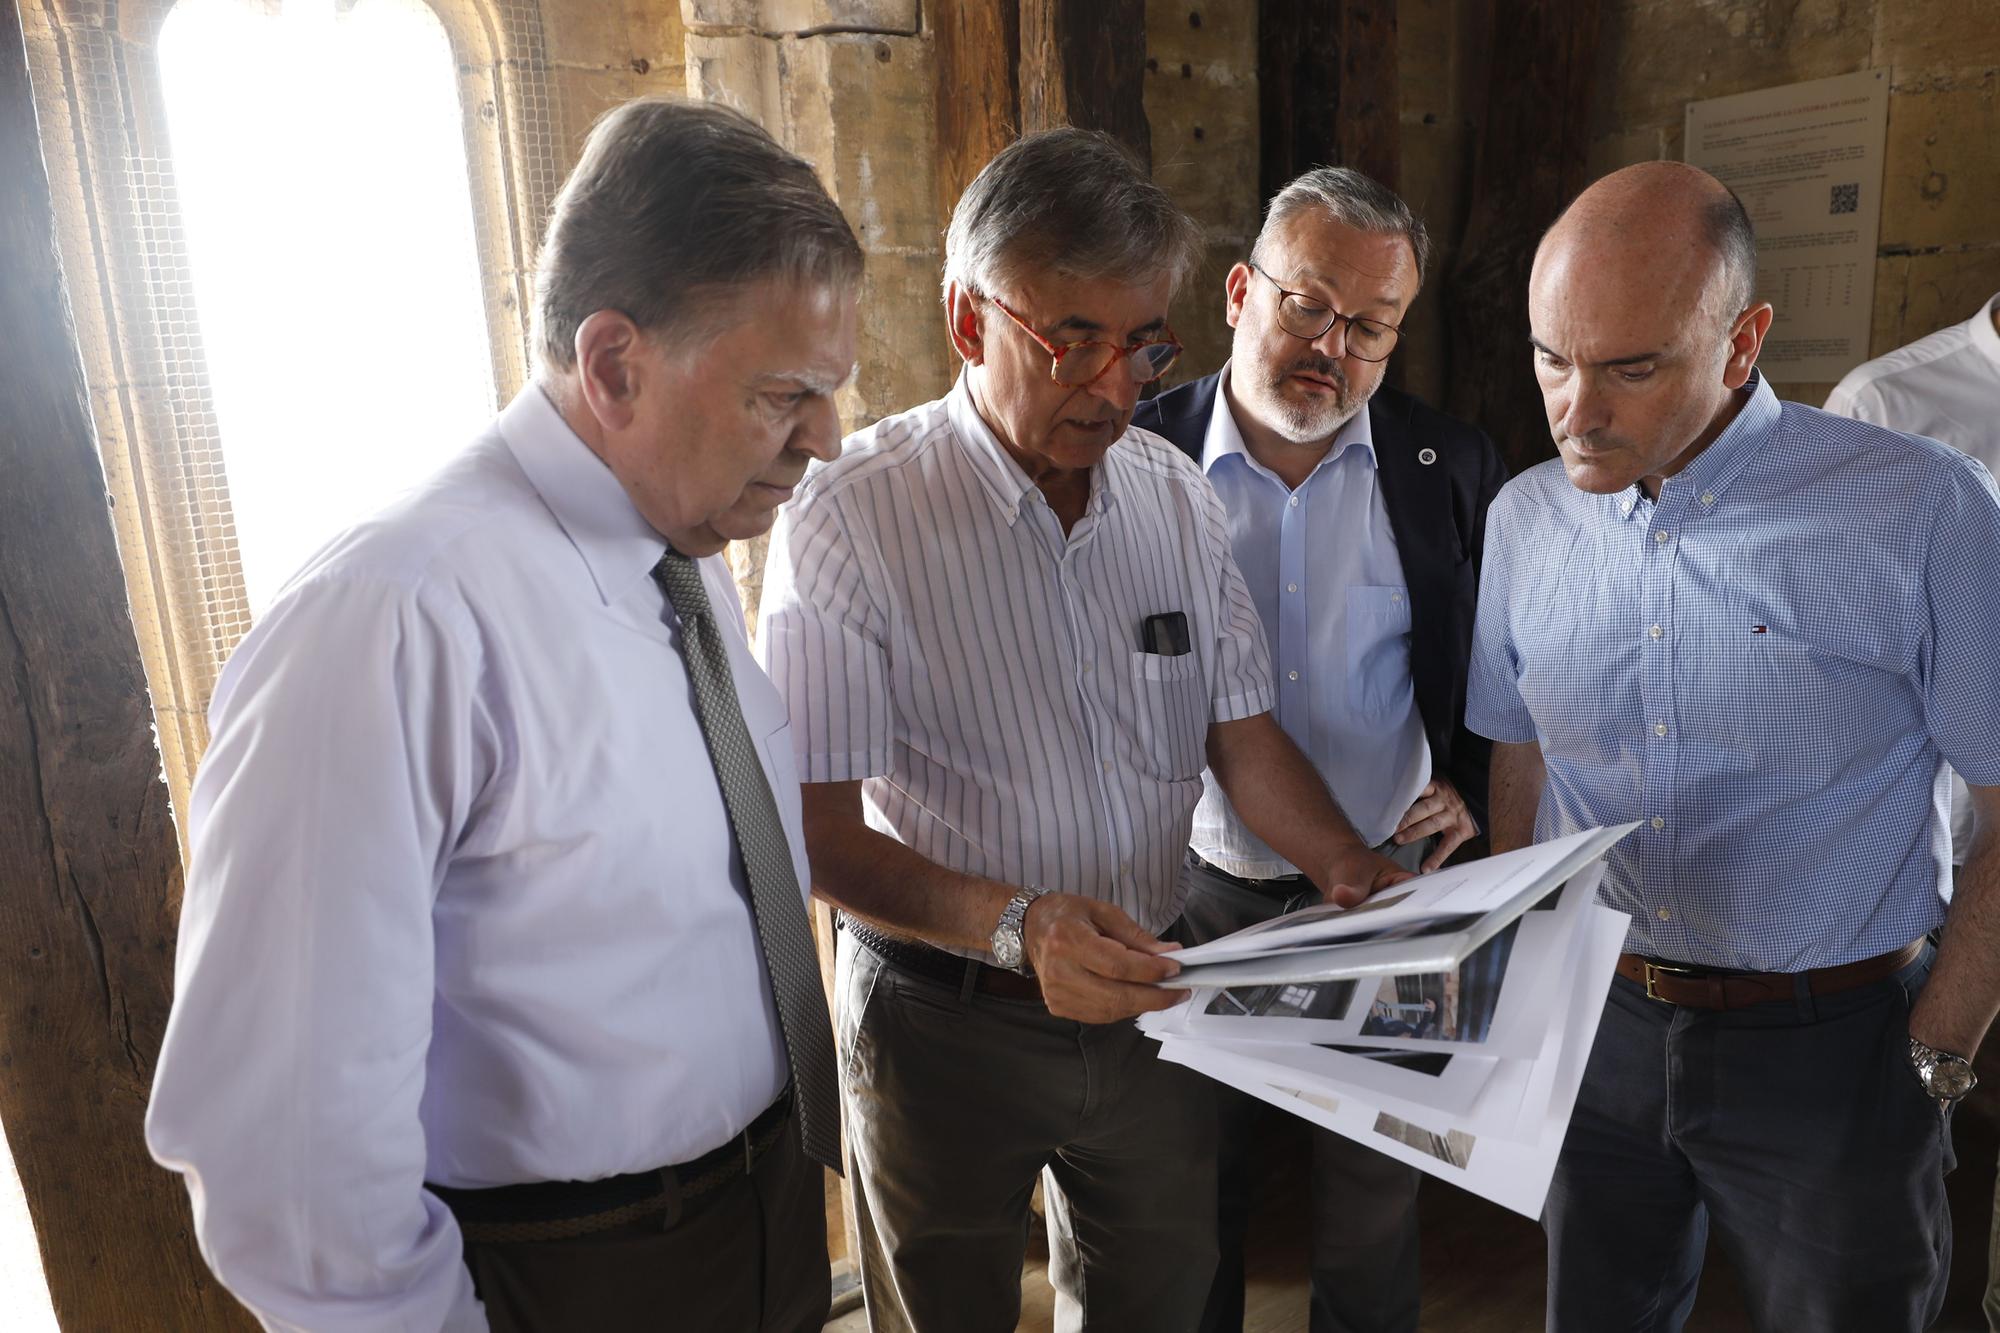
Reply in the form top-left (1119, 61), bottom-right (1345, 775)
top-left (985, 295), bottom-right (1183, 388)
top-left (1247, 263), bottom-right (1402, 363)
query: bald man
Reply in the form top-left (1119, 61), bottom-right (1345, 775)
top-left (1466, 162), bottom-right (2000, 1331)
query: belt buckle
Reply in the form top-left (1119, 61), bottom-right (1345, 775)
top-left (1643, 959), bottom-right (1693, 1003)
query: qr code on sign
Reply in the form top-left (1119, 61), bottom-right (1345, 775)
top-left (1831, 182), bottom-right (1859, 215)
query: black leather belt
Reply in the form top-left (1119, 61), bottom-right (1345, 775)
top-left (1616, 939), bottom-right (1924, 1010)
top-left (844, 915), bottom-right (1044, 1002)
top-left (429, 1087), bottom-right (793, 1243)
top-left (1187, 850), bottom-right (1308, 902)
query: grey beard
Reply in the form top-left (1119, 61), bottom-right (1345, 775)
top-left (1257, 367), bottom-right (1364, 445)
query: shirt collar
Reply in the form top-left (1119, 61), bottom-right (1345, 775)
top-left (1610, 368), bottom-right (1780, 521)
top-left (945, 370), bottom-right (1119, 526)
top-left (1200, 359), bottom-right (1377, 484)
top-left (1968, 292), bottom-right (2000, 375)
top-left (499, 384), bottom-right (667, 605)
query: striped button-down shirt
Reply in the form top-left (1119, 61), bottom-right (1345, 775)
top-left (758, 376), bottom-right (1275, 959)
top-left (1468, 372), bottom-right (2000, 971)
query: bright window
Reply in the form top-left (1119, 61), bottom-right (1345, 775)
top-left (159, 0), bottom-right (496, 613)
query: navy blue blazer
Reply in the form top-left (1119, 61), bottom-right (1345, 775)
top-left (1133, 372), bottom-right (1507, 829)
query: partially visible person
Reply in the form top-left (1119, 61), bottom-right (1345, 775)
top-left (758, 128), bottom-right (1410, 1333)
top-left (147, 98), bottom-right (859, 1332)
top-left (1825, 289), bottom-right (2000, 1333)
top-left (1135, 165), bottom-right (1504, 1333)
top-left (1469, 161), bottom-right (2000, 1332)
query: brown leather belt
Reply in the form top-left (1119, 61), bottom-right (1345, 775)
top-left (845, 916), bottom-right (1045, 1003)
top-left (1616, 939), bottom-right (1923, 1010)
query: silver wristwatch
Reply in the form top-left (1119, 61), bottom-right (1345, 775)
top-left (989, 887), bottom-right (1046, 974)
top-left (1909, 1037), bottom-right (1978, 1105)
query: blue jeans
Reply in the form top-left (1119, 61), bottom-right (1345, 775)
top-left (1546, 945), bottom-right (1954, 1332)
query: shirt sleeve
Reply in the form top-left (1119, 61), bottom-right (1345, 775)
top-left (1465, 485), bottom-right (1539, 744)
top-left (1195, 476), bottom-right (1276, 723)
top-left (1822, 375), bottom-right (1884, 424)
top-left (1919, 455), bottom-right (2000, 786)
top-left (145, 573), bottom-right (489, 1333)
top-left (756, 485), bottom-right (895, 782)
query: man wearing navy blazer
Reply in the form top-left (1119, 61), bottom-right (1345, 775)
top-left (1134, 168), bottom-right (1505, 1333)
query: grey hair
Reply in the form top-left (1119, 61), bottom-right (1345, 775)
top-left (533, 97), bottom-right (862, 370)
top-left (943, 128), bottom-right (1204, 300)
top-left (1703, 186), bottom-right (1758, 320)
top-left (1250, 166), bottom-right (1432, 288)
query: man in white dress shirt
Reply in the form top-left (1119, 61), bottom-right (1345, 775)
top-left (147, 98), bottom-right (859, 1332)
top-left (1825, 291), bottom-right (2000, 1333)
top-left (758, 129), bottom-right (1409, 1333)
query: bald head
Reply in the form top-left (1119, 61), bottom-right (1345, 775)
top-left (1539, 162), bottom-right (1756, 327)
top-left (1526, 163), bottom-right (1773, 498)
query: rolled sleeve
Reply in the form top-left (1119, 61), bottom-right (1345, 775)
top-left (757, 487), bottom-right (895, 782)
top-left (1920, 455), bottom-right (2000, 786)
top-left (1465, 487), bottom-right (1538, 744)
top-left (146, 574), bottom-right (488, 1333)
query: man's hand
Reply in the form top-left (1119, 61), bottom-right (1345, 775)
top-left (1319, 845), bottom-right (1416, 908)
top-left (1395, 777), bottom-right (1479, 872)
top-left (1024, 894), bottom-right (1184, 1024)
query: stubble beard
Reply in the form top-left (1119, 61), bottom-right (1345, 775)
top-left (1253, 357), bottom-right (1367, 445)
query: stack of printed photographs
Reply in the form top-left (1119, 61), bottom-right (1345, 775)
top-left (1140, 823), bottom-right (1639, 1218)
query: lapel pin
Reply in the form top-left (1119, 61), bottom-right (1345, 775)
top-left (1417, 447), bottom-right (1438, 466)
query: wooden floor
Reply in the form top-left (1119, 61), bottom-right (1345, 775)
top-left (830, 1069), bottom-right (2000, 1332)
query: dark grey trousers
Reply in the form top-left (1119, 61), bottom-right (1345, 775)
top-left (1546, 944), bottom-right (1953, 1332)
top-left (1180, 851), bottom-right (1426, 1333)
top-left (836, 928), bottom-right (1219, 1333)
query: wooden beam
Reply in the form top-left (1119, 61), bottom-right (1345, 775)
top-left (0, 4), bottom-right (253, 1327)
top-left (1257, 1), bottom-right (1400, 199)
top-left (931, 0), bottom-right (1019, 227)
top-left (1018, 0), bottom-right (1150, 167)
top-left (1338, 0), bottom-right (1400, 191)
top-left (1443, 0), bottom-right (1602, 476)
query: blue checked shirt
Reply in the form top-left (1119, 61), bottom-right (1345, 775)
top-left (1468, 372), bottom-right (2000, 970)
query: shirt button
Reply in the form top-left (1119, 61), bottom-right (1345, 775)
top-left (1082, 662), bottom-right (1092, 673)
top-left (1392, 593), bottom-right (1403, 604)
top-left (1650, 816), bottom-right (1665, 830)
top-left (1287, 582), bottom-right (1298, 593)
top-left (1701, 492), bottom-right (1715, 507)
top-left (1289, 495), bottom-right (1299, 508)
top-left (1101, 760), bottom-right (1113, 774)
top-left (1654, 530), bottom-right (1669, 544)
top-left (1288, 670), bottom-right (1300, 681)
top-left (1648, 624), bottom-right (1663, 640)
top-left (1656, 906), bottom-right (1673, 921)
top-left (1653, 722), bottom-right (1668, 737)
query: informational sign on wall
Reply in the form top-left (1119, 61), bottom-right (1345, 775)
top-left (1684, 68), bottom-right (1890, 384)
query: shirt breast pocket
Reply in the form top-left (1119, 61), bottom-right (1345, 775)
top-left (1346, 585), bottom-right (1414, 715)
top-left (1130, 650), bottom-right (1208, 782)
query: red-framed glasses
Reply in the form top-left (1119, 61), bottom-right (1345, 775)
top-left (986, 295), bottom-right (1183, 388)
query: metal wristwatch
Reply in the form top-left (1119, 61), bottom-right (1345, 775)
top-left (989, 887), bottom-right (1046, 974)
top-left (1909, 1037), bottom-right (1978, 1106)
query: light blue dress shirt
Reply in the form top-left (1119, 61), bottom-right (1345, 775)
top-left (1469, 371), bottom-right (2000, 970)
top-left (1186, 362), bottom-right (1432, 869)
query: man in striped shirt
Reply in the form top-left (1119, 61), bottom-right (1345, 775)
top-left (1470, 162), bottom-right (2000, 1331)
top-left (759, 130), bottom-right (1409, 1333)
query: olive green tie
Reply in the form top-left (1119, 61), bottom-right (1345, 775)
top-left (652, 549), bottom-right (841, 1173)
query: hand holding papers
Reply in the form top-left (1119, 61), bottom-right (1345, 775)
top-left (1142, 824), bottom-right (1638, 1218)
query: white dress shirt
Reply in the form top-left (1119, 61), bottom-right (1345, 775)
top-left (146, 387), bottom-right (804, 1333)
top-left (1190, 363), bottom-right (1431, 866)
top-left (757, 375), bottom-right (1274, 958)
top-left (1825, 292), bottom-right (2000, 864)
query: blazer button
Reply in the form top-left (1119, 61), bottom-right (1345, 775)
top-left (1417, 447), bottom-right (1438, 466)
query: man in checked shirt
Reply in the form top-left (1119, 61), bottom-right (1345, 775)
top-left (1469, 161), bottom-right (2000, 1332)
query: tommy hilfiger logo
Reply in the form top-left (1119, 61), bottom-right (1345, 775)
top-left (1751, 625), bottom-right (1769, 634)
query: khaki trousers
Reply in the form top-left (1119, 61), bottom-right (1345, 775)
top-left (837, 929), bottom-right (1219, 1333)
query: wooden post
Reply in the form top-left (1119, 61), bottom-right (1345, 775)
top-left (1257, 0), bottom-right (1400, 199)
top-left (1017, 0), bottom-right (1150, 167)
top-left (932, 0), bottom-right (1020, 229)
top-left (1443, 0), bottom-right (1602, 476)
top-left (0, 3), bottom-right (254, 1328)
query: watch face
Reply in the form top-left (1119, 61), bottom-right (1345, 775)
top-left (1931, 1061), bottom-right (1977, 1099)
top-left (992, 930), bottom-right (1021, 970)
